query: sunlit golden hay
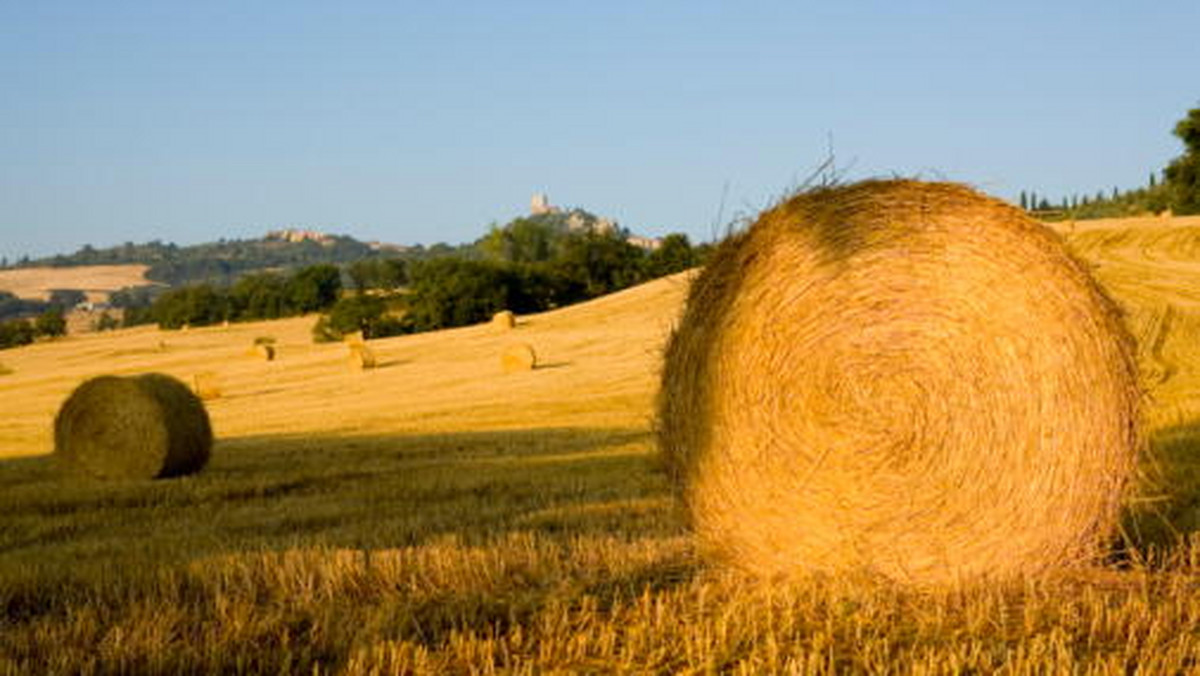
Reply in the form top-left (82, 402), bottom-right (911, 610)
top-left (500, 343), bottom-right (536, 373)
top-left (53, 373), bottom-right (212, 480)
top-left (348, 343), bottom-right (376, 370)
top-left (658, 179), bottom-right (1141, 586)
top-left (492, 310), bottom-right (516, 330)
top-left (191, 371), bottom-right (222, 400)
top-left (251, 343), bottom-right (276, 361)
top-left (343, 330), bottom-right (365, 346)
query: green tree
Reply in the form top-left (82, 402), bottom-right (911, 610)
top-left (0, 319), bottom-right (36, 349)
top-left (554, 231), bottom-right (647, 298)
top-left (478, 216), bottom-right (561, 263)
top-left (35, 309), bottom-right (67, 338)
top-left (94, 312), bottom-right (120, 331)
top-left (48, 289), bottom-right (87, 309)
top-left (153, 284), bottom-right (229, 329)
top-left (346, 258), bottom-right (408, 294)
top-left (324, 295), bottom-right (406, 339)
top-left (1165, 105), bottom-right (1200, 214)
top-left (229, 272), bottom-right (291, 320)
top-left (287, 264), bottom-right (342, 313)
top-left (646, 234), bottom-right (697, 278)
top-left (405, 259), bottom-right (549, 331)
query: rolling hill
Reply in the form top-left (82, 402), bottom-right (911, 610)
top-left (4, 214), bottom-right (1200, 672)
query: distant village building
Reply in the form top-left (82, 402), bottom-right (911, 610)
top-left (530, 193), bottom-right (557, 216)
top-left (265, 228), bottom-right (333, 245)
top-left (626, 235), bottom-right (663, 251)
top-left (528, 191), bottom-right (659, 248)
top-left (565, 211), bottom-right (617, 236)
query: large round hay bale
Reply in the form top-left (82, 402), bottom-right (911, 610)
top-left (492, 310), bottom-right (516, 330)
top-left (658, 179), bottom-right (1140, 585)
top-left (54, 373), bottom-right (213, 480)
top-left (500, 343), bottom-right (536, 373)
top-left (253, 343), bottom-right (276, 361)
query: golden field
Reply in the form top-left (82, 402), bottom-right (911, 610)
top-left (4, 215), bottom-right (1200, 673)
top-left (0, 264), bottom-right (151, 303)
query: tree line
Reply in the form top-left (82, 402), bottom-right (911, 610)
top-left (1021, 104), bottom-right (1200, 219)
top-left (112, 218), bottom-right (706, 342)
top-left (0, 290), bottom-right (71, 349)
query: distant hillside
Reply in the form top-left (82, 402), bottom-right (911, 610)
top-left (6, 232), bottom-right (464, 287)
top-left (0, 265), bottom-right (152, 303)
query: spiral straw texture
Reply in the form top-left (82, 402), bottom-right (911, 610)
top-left (55, 373), bottom-right (212, 480)
top-left (658, 180), bottom-right (1140, 586)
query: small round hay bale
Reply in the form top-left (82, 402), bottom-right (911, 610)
top-left (348, 343), bottom-right (376, 370)
top-left (54, 373), bottom-right (212, 480)
top-left (0, 362), bottom-right (12, 376)
top-left (343, 330), bottom-right (366, 346)
top-left (191, 371), bottom-right (222, 400)
top-left (253, 343), bottom-right (276, 361)
top-left (500, 343), bottom-right (536, 373)
top-left (658, 179), bottom-right (1140, 586)
top-left (492, 310), bottom-right (516, 330)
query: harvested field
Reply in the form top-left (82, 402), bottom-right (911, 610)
top-left (3, 208), bottom-right (1200, 671)
top-left (0, 264), bottom-right (152, 303)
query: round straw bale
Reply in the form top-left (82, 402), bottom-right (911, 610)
top-left (500, 343), bottom-right (536, 373)
top-left (348, 343), bottom-right (376, 370)
top-left (343, 330), bottom-right (365, 346)
top-left (492, 310), bottom-right (516, 330)
top-left (191, 371), bottom-right (222, 400)
top-left (253, 343), bottom-right (276, 361)
top-left (658, 179), bottom-right (1140, 585)
top-left (54, 373), bottom-right (212, 480)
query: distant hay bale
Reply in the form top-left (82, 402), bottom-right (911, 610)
top-left (251, 343), bottom-right (276, 361)
top-left (191, 371), bottom-right (222, 400)
top-left (0, 362), bottom-right (11, 376)
top-left (500, 343), bottom-right (536, 373)
top-left (348, 343), bottom-right (376, 370)
top-left (54, 373), bottom-right (212, 480)
top-left (343, 330), bottom-right (366, 346)
top-left (658, 179), bottom-right (1140, 586)
top-left (253, 336), bottom-right (277, 346)
top-left (492, 310), bottom-right (516, 330)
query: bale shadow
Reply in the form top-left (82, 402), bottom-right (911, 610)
top-left (1121, 417), bottom-right (1200, 559)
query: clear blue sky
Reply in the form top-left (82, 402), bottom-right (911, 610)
top-left (2, 1), bottom-right (1197, 262)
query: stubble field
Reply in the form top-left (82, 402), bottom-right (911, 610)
top-left (3, 216), bottom-right (1200, 673)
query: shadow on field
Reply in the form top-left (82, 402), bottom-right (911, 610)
top-left (0, 426), bottom-right (685, 564)
top-left (1123, 418), bottom-right (1200, 555)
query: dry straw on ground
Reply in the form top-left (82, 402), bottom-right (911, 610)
top-left (501, 343), bottom-right (537, 373)
top-left (348, 343), bottom-right (376, 370)
top-left (191, 372), bottom-right (222, 400)
top-left (492, 310), bottom-right (516, 330)
top-left (658, 179), bottom-right (1141, 586)
top-left (54, 373), bottom-right (212, 480)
